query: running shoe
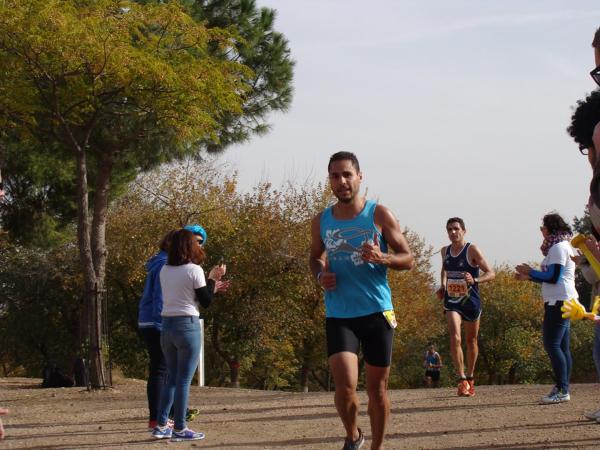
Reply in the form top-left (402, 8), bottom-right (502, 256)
top-left (342, 427), bottom-right (364, 450)
top-left (457, 379), bottom-right (470, 397)
top-left (466, 378), bottom-right (475, 396)
top-left (540, 390), bottom-right (570, 404)
top-left (585, 409), bottom-right (600, 421)
top-left (171, 428), bottom-right (206, 442)
top-left (148, 419), bottom-right (174, 431)
top-left (151, 426), bottom-right (173, 439)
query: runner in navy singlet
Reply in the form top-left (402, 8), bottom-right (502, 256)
top-left (423, 342), bottom-right (442, 388)
top-left (436, 217), bottom-right (495, 397)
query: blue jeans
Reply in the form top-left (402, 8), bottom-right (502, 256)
top-left (157, 316), bottom-right (201, 430)
top-left (140, 327), bottom-right (167, 421)
top-left (543, 303), bottom-right (572, 393)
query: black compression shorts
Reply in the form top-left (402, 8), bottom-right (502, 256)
top-left (325, 312), bottom-right (394, 367)
top-left (425, 370), bottom-right (440, 381)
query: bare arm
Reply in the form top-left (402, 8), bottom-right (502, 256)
top-left (466, 244), bottom-right (495, 285)
top-left (309, 213), bottom-right (336, 290)
top-left (361, 205), bottom-right (414, 270)
top-left (436, 247), bottom-right (447, 300)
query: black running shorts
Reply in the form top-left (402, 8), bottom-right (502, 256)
top-left (325, 312), bottom-right (394, 367)
top-left (425, 370), bottom-right (440, 382)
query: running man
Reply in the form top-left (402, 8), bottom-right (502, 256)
top-left (423, 342), bottom-right (443, 388)
top-left (309, 151), bottom-right (414, 450)
top-left (436, 217), bottom-right (495, 397)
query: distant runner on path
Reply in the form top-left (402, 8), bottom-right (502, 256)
top-left (309, 151), bottom-right (414, 450)
top-left (436, 217), bottom-right (495, 397)
top-left (423, 342), bottom-right (443, 388)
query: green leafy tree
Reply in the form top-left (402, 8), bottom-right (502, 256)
top-left (1, 0), bottom-right (294, 246)
top-left (0, 237), bottom-right (82, 376)
top-left (0, 0), bottom-right (253, 387)
top-left (477, 266), bottom-right (547, 384)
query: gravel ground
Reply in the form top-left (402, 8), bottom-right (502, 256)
top-left (1, 378), bottom-right (600, 449)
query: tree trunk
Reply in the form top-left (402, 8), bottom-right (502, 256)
top-left (211, 321), bottom-right (240, 388)
top-left (300, 366), bottom-right (309, 392)
top-left (310, 368), bottom-right (329, 391)
top-left (73, 141), bottom-right (114, 389)
top-left (73, 142), bottom-right (104, 387)
top-left (228, 361), bottom-right (240, 388)
top-left (86, 283), bottom-right (106, 388)
top-left (508, 364), bottom-right (517, 384)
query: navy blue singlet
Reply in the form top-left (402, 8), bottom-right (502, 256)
top-left (443, 243), bottom-right (481, 320)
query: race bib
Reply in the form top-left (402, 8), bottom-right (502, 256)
top-left (382, 310), bottom-right (397, 329)
top-left (446, 278), bottom-right (468, 298)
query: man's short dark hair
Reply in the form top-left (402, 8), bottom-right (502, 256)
top-left (446, 217), bottom-right (465, 230)
top-left (328, 151), bottom-right (360, 173)
top-left (593, 27), bottom-right (600, 49)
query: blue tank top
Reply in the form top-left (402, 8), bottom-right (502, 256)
top-left (320, 200), bottom-right (392, 318)
top-left (425, 352), bottom-right (440, 371)
top-left (443, 243), bottom-right (481, 309)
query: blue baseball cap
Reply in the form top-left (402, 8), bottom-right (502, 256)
top-left (184, 224), bottom-right (207, 245)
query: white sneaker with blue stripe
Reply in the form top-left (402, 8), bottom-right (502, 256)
top-left (151, 425), bottom-right (173, 439)
top-left (171, 428), bottom-right (205, 442)
top-left (540, 389), bottom-right (570, 404)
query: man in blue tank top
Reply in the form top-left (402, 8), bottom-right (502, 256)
top-left (309, 151), bottom-right (414, 450)
top-left (436, 217), bottom-right (495, 398)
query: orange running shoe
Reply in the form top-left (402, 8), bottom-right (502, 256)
top-left (457, 379), bottom-right (470, 397)
top-left (467, 378), bottom-right (475, 396)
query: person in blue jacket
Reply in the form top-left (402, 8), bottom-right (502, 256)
top-left (138, 229), bottom-right (176, 430)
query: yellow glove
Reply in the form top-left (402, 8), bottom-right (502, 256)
top-left (561, 298), bottom-right (596, 321)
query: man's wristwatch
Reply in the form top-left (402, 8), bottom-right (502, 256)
top-left (474, 277), bottom-right (480, 284)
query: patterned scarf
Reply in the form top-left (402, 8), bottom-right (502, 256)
top-left (540, 233), bottom-right (572, 256)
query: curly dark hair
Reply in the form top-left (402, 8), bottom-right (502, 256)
top-left (542, 213), bottom-right (572, 235)
top-left (567, 89), bottom-right (600, 152)
top-left (593, 26), bottom-right (600, 49)
top-left (167, 229), bottom-right (206, 266)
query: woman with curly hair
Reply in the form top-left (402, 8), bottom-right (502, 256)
top-left (515, 213), bottom-right (577, 404)
top-left (568, 89), bottom-right (600, 235)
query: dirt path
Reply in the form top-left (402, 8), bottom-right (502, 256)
top-left (1, 378), bottom-right (600, 449)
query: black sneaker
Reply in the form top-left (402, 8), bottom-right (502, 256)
top-left (342, 427), bottom-right (364, 450)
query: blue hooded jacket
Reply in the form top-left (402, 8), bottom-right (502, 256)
top-left (137, 250), bottom-right (168, 330)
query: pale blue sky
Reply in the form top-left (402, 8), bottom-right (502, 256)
top-left (221, 1), bottom-right (600, 280)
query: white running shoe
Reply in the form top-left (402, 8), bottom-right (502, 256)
top-left (541, 391), bottom-right (570, 404)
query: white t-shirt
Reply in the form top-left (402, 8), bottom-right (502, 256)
top-left (160, 263), bottom-right (206, 317)
top-left (541, 241), bottom-right (578, 303)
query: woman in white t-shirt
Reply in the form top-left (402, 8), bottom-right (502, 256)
top-left (151, 229), bottom-right (228, 442)
top-left (516, 213), bottom-right (577, 404)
